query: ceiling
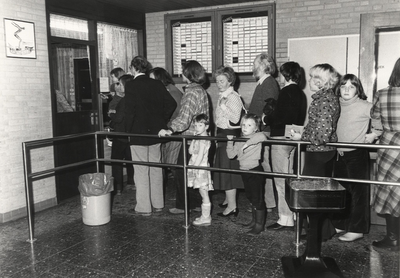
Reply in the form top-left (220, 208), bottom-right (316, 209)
top-left (98, 0), bottom-right (266, 14)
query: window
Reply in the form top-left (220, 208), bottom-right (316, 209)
top-left (165, 4), bottom-right (275, 82)
top-left (50, 14), bottom-right (89, 41)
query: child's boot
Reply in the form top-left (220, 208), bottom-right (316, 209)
top-left (248, 208), bottom-right (265, 235)
top-left (193, 203), bottom-right (212, 226)
top-left (241, 206), bottom-right (256, 228)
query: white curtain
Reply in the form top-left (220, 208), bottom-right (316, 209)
top-left (97, 23), bottom-right (138, 81)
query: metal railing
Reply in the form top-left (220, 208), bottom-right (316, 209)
top-left (22, 131), bottom-right (400, 243)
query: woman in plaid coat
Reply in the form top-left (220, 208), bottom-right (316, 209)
top-left (371, 58), bottom-right (400, 251)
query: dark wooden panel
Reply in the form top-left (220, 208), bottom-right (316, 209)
top-left (94, 0), bottom-right (266, 14)
top-left (46, 0), bottom-right (145, 29)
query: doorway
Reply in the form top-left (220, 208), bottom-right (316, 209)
top-left (359, 11), bottom-right (400, 225)
top-left (51, 43), bottom-right (98, 202)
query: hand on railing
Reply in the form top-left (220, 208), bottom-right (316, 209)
top-left (364, 132), bottom-right (378, 144)
top-left (158, 129), bottom-right (172, 137)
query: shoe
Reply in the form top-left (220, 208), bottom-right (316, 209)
top-left (217, 208), bottom-right (239, 217)
top-left (193, 215), bottom-right (211, 226)
top-left (192, 207), bottom-right (202, 212)
top-left (372, 215), bottom-right (399, 251)
top-left (247, 206), bottom-right (252, 213)
top-left (153, 208), bottom-right (163, 213)
top-left (267, 208), bottom-right (273, 213)
top-left (266, 223), bottom-right (294, 231)
top-left (169, 208), bottom-right (185, 214)
top-left (218, 203), bottom-right (228, 208)
top-left (372, 236), bottom-right (399, 251)
top-left (335, 228), bottom-right (345, 234)
top-left (131, 210), bottom-right (151, 216)
top-left (338, 232), bottom-right (363, 242)
top-left (116, 190), bottom-right (122, 196)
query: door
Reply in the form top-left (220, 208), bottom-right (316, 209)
top-left (51, 43), bottom-right (99, 202)
top-left (359, 11), bottom-right (400, 225)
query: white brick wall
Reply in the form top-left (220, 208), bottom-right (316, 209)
top-left (0, 0), bottom-right (55, 221)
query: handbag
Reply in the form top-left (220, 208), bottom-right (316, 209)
top-left (262, 98), bottom-right (277, 126)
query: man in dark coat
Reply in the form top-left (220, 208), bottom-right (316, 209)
top-left (124, 56), bottom-right (177, 215)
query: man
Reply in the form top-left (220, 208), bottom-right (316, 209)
top-left (124, 56), bottom-right (177, 216)
top-left (248, 53), bottom-right (280, 213)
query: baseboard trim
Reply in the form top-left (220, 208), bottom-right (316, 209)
top-left (0, 197), bottom-right (58, 223)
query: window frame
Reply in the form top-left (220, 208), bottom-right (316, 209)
top-left (165, 10), bottom-right (216, 82)
top-left (165, 3), bottom-right (275, 83)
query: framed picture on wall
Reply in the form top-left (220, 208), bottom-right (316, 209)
top-left (4, 18), bottom-right (36, 59)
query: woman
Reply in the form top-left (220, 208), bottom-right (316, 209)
top-left (267, 61), bottom-right (307, 231)
top-left (291, 63), bottom-right (340, 241)
top-left (109, 74), bottom-right (135, 195)
top-left (213, 66), bottom-right (244, 217)
top-left (371, 58), bottom-right (400, 251)
top-left (158, 60), bottom-right (210, 214)
top-left (292, 63), bottom-right (340, 176)
top-left (332, 74), bottom-right (381, 242)
top-left (149, 67), bottom-right (183, 177)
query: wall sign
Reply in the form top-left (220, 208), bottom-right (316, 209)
top-left (4, 18), bottom-right (36, 59)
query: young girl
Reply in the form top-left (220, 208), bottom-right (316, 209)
top-left (226, 114), bottom-right (268, 235)
top-left (332, 74), bottom-right (382, 242)
top-left (187, 114), bottom-right (214, 226)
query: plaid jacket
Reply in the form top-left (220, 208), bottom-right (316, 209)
top-left (371, 86), bottom-right (400, 216)
top-left (169, 83), bottom-right (209, 136)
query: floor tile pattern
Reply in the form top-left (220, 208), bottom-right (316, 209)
top-left (0, 180), bottom-right (398, 277)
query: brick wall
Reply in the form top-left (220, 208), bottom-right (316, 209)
top-left (145, 0), bottom-right (400, 107)
top-left (0, 0), bottom-right (56, 222)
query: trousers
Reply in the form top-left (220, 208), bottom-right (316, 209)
top-left (130, 144), bottom-right (163, 213)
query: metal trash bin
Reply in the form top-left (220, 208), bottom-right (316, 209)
top-left (78, 173), bottom-right (114, 226)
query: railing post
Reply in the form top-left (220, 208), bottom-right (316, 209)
top-left (95, 133), bottom-right (99, 173)
top-left (182, 137), bottom-right (190, 229)
top-left (22, 142), bottom-right (36, 243)
top-left (295, 141), bottom-right (302, 246)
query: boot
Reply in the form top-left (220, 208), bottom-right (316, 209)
top-left (241, 206), bottom-right (256, 228)
top-left (372, 215), bottom-right (399, 251)
top-left (248, 209), bottom-right (265, 235)
top-left (193, 203), bottom-right (212, 226)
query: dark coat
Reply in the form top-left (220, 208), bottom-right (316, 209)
top-left (124, 75), bottom-right (177, 145)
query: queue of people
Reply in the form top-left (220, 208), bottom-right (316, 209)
top-left (107, 53), bottom-right (400, 251)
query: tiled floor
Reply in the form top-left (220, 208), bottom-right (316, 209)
top-left (0, 178), bottom-right (399, 278)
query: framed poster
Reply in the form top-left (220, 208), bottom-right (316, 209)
top-left (4, 18), bottom-right (36, 59)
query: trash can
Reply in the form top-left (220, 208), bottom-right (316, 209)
top-left (78, 173), bottom-right (114, 226)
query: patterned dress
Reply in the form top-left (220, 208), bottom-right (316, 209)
top-left (187, 139), bottom-right (213, 191)
top-left (371, 86), bottom-right (400, 217)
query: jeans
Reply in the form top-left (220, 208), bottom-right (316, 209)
top-left (111, 139), bottom-right (134, 191)
top-left (241, 165), bottom-right (265, 210)
top-left (130, 144), bottom-right (163, 213)
top-left (332, 149), bottom-right (370, 233)
top-left (271, 142), bottom-right (295, 226)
